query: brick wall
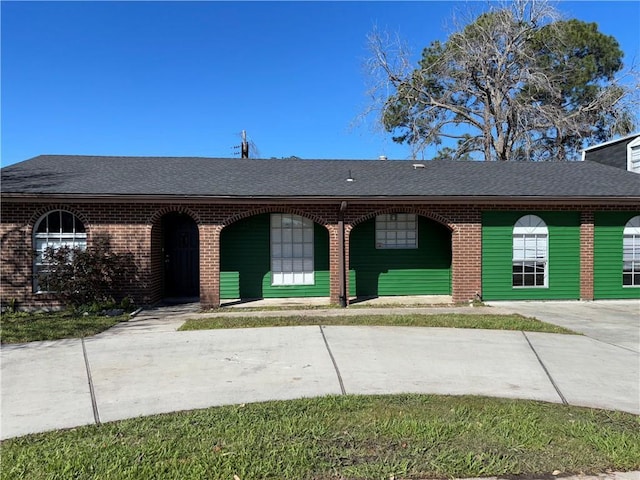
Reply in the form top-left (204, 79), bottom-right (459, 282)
top-left (1, 199), bottom-right (636, 309)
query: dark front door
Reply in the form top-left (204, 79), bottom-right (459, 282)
top-left (163, 213), bottom-right (199, 297)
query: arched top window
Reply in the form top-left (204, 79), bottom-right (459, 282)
top-left (623, 215), bottom-right (640, 287)
top-left (624, 216), bottom-right (640, 234)
top-left (33, 210), bottom-right (87, 292)
top-left (512, 215), bottom-right (548, 288)
top-left (513, 215), bottom-right (548, 235)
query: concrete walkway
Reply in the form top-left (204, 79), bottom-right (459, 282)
top-left (1, 300), bottom-right (638, 442)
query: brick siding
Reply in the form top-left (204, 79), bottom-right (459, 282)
top-left (1, 200), bottom-right (636, 309)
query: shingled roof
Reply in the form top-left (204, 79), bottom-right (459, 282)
top-left (2, 155), bottom-right (640, 200)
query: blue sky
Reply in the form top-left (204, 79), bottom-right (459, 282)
top-left (2, 1), bottom-right (639, 167)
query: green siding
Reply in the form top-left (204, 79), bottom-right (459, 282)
top-left (482, 211), bottom-right (580, 300)
top-left (594, 211), bottom-right (640, 299)
top-left (220, 213), bottom-right (330, 299)
top-left (349, 216), bottom-right (451, 297)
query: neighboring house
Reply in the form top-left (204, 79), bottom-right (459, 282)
top-left (1, 155), bottom-right (639, 310)
top-left (582, 132), bottom-right (640, 173)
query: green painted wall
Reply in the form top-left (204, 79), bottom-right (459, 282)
top-left (482, 211), bottom-right (580, 300)
top-left (594, 211), bottom-right (640, 299)
top-left (349, 216), bottom-right (451, 297)
top-left (220, 214), bottom-right (330, 299)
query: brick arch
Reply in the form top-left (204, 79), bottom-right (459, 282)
top-left (28, 205), bottom-right (91, 234)
top-left (348, 207), bottom-right (456, 232)
top-left (221, 206), bottom-right (330, 230)
top-left (147, 206), bottom-right (202, 226)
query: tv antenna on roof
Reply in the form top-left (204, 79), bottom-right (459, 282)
top-left (233, 130), bottom-right (260, 158)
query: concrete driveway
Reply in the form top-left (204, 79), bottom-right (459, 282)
top-left (2, 299), bottom-right (640, 440)
top-left (486, 300), bottom-right (640, 352)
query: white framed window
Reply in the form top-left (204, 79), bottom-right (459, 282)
top-left (33, 210), bottom-right (87, 292)
top-left (375, 213), bottom-right (417, 249)
top-left (623, 216), bottom-right (640, 287)
top-left (270, 213), bottom-right (314, 286)
top-left (512, 215), bottom-right (548, 288)
top-left (627, 137), bottom-right (640, 173)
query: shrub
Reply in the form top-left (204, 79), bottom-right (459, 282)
top-left (38, 235), bottom-right (138, 309)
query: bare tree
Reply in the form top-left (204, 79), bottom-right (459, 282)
top-left (366, 0), bottom-right (638, 161)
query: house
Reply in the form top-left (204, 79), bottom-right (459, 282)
top-left (1, 155), bottom-right (639, 310)
top-left (582, 132), bottom-right (640, 173)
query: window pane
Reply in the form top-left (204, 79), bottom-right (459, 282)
top-left (303, 244), bottom-right (313, 257)
top-left (75, 218), bottom-right (86, 233)
top-left (623, 274), bottom-right (632, 286)
top-left (283, 259), bottom-right (292, 272)
top-left (36, 217), bottom-right (48, 233)
top-left (61, 212), bottom-right (74, 233)
top-left (513, 236), bottom-right (524, 258)
top-left (303, 228), bottom-right (313, 243)
top-left (48, 211), bottom-right (61, 233)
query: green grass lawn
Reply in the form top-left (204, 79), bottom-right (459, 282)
top-left (1, 394), bottom-right (638, 480)
top-left (0, 311), bottom-right (127, 343)
top-left (180, 313), bottom-right (576, 334)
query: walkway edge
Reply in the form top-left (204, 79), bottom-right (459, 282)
top-left (319, 325), bottom-right (346, 395)
top-left (522, 331), bottom-right (568, 405)
top-left (81, 337), bottom-right (101, 425)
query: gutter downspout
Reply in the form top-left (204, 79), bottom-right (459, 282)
top-left (338, 201), bottom-right (348, 307)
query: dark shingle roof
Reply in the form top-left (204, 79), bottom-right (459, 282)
top-left (2, 155), bottom-right (639, 198)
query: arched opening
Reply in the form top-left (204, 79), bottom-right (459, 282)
top-left (220, 212), bottom-right (330, 300)
top-left (161, 212), bottom-right (199, 299)
top-left (349, 213), bottom-right (452, 298)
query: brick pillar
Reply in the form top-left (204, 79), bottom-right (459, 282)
top-left (580, 211), bottom-right (595, 300)
top-left (344, 225), bottom-right (352, 306)
top-left (451, 221), bottom-right (482, 303)
top-left (327, 224), bottom-right (341, 305)
top-left (199, 224), bottom-right (220, 309)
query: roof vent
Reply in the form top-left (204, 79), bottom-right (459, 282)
top-left (412, 163), bottom-right (425, 169)
top-left (346, 169), bottom-right (355, 182)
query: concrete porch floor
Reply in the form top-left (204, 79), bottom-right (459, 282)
top-left (219, 295), bottom-right (454, 308)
